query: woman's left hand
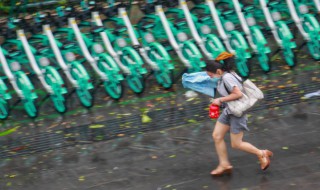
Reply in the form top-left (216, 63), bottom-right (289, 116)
top-left (212, 98), bottom-right (221, 106)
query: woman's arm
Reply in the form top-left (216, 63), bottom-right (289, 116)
top-left (212, 86), bottom-right (243, 106)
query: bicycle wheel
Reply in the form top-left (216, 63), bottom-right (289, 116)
top-left (307, 40), bottom-right (320, 60)
top-left (16, 72), bottom-right (38, 118)
top-left (257, 52), bottom-right (271, 73)
top-left (98, 57), bottom-right (124, 100)
top-left (0, 98), bottom-right (9, 120)
top-left (45, 68), bottom-right (67, 113)
top-left (71, 64), bottom-right (94, 108)
top-left (76, 88), bottom-right (94, 108)
top-left (282, 47), bottom-right (296, 67)
top-left (126, 74), bottom-right (145, 94)
top-left (154, 70), bottom-right (173, 89)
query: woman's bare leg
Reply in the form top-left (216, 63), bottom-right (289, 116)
top-left (230, 131), bottom-right (273, 170)
top-left (212, 121), bottom-right (232, 167)
top-left (230, 131), bottom-right (261, 156)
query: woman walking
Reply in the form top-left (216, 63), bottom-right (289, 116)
top-left (206, 52), bottom-right (273, 176)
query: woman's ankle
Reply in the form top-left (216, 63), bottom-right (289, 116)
top-left (219, 162), bottom-right (232, 168)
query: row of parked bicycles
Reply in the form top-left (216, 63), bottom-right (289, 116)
top-left (0, 0), bottom-right (319, 119)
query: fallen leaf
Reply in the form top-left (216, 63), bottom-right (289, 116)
top-left (142, 114), bottom-right (152, 123)
top-left (78, 176), bottom-right (85, 181)
top-left (89, 124), bottom-right (105, 129)
top-left (188, 119), bottom-right (197, 123)
top-left (0, 126), bottom-right (20, 137)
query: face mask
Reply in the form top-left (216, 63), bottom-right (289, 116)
top-left (212, 77), bottom-right (220, 82)
top-left (213, 75), bottom-right (221, 80)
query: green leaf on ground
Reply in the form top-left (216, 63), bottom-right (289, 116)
top-left (142, 114), bottom-right (152, 123)
top-left (89, 124), bottom-right (105, 129)
top-left (0, 126), bottom-right (20, 136)
top-left (188, 119), bottom-right (197, 123)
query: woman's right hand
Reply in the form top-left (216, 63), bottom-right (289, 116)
top-left (212, 98), bottom-right (222, 106)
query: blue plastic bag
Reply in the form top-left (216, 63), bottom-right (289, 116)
top-left (182, 72), bottom-right (219, 97)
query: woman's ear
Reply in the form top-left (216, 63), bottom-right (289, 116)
top-left (216, 69), bottom-right (223, 75)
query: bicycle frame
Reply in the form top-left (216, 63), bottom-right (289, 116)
top-left (18, 30), bottom-right (68, 112)
top-left (155, 5), bottom-right (205, 72)
top-left (0, 51), bottom-right (12, 119)
top-left (314, 0), bottom-right (320, 12)
top-left (41, 25), bottom-right (95, 107)
top-left (258, 0), bottom-right (297, 67)
top-left (179, 0), bottom-right (226, 59)
top-left (287, 0), bottom-right (320, 59)
top-left (118, 7), bottom-right (174, 89)
top-left (0, 45), bottom-right (38, 118)
top-left (200, 0), bottom-right (251, 77)
top-left (92, 12), bottom-right (147, 94)
top-left (232, 0), bottom-right (271, 72)
top-left (67, 17), bottom-right (127, 99)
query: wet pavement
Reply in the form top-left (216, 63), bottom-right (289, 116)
top-left (0, 13), bottom-right (320, 189)
top-left (0, 100), bottom-right (319, 190)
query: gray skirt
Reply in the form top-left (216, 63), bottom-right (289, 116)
top-left (217, 108), bottom-right (249, 134)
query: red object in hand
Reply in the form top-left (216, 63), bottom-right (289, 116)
top-left (209, 104), bottom-right (220, 119)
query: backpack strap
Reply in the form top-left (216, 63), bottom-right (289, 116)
top-left (222, 72), bottom-right (243, 95)
top-left (229, 72), bottom-right (243, 84)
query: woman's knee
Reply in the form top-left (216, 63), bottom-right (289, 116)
top-left (231, 140), bottom-right (242, 149)
top-left (230, 131), bottom-right (244, 149)
top-left (212, 132), bottom-right (224, 142)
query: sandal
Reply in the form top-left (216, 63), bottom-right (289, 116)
top-left (258, 150), bottom-right (273, 170)
top-left (210, 165), bottom-right (233, 176)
